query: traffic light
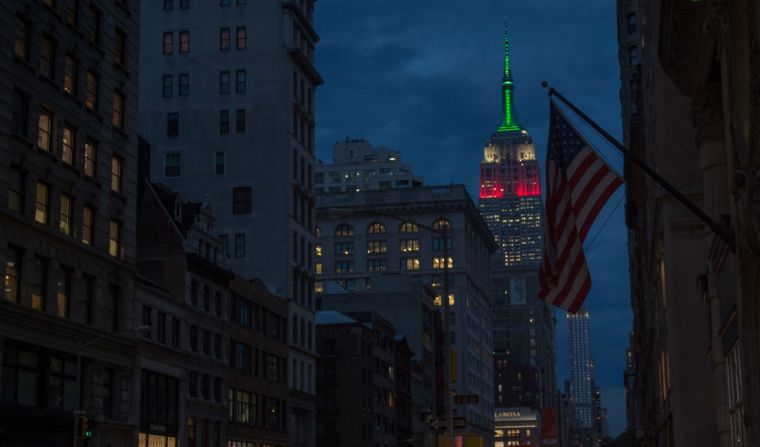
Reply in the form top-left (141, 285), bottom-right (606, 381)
top-left (80, 416), bottom-right (92, 439)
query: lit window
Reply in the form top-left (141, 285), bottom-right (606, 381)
top-left (400, 257), bottom-right (420, 271)
top-left (335, 223), bottom-right (353, 237)
top-left (367, 240), bottom-right (387, 254)
top-left (114, 29), bottom-right (127, 66)
top-left (367, 222), bottom-right (386, 234)
top-left (35, 182), bottom-right (49, 224)
top-left (220, 28), bottom-right (230, 50)
top-left (112, 90), bottom-right (125, 129)
top-left (59, 194), bottom-right (72, 235)
top-left (433, 257), bottom-right (453, 269)
top-left (179, 31), bottom-right (190, 53)
top-left (84, 141), bottom-right (97, 177)
top-left (433, 294), bottom-right (455, 307)
top-left (236, 26), bottom-right (246, 49)
top-left (163, 32), bottom-right (173, 54)
top-left (82, 206), bottom-right (94, 245)
top-left (314, 281), bottom-right (323, 294)
top-left (432, 218), bottom-right (452, 231)
top-left (109, 219), bottom-right (121, 257)
top-left (400, 239), bottom-right (419, 253)
top-left (86, 71), bottom-right (98, 110)
top-left (314, 244), bottom-right (322, 257)
top-left (38, 109), bottom-right (54, 152)
top-left (315, 262), bottom-right (322, 274)
top-left (400, 222), bottom-right (418, 233)
top-left (4, 246), bottom-right (21, 303)
top-left (335, 242), bottom-right (354, 256)
top-left (110, 155), bottom-right (123, 193)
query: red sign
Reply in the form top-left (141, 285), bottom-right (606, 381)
top-left (541, 408), bottom-right (559, 445)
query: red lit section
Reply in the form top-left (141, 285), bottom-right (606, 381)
top-left (480, 164), bottom-right (504, 199)
top-left (516, 161), bottom-right (541, 197)
top-left (480, 161), bottom-right (540, 198)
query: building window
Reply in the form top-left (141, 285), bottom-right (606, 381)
top-left (400, 257), bottom-right (420, 271)
top-left (179, 31), bottom-right (190, 53)
top-left (163, 32), bottom-right (173, 54)
top-left (235, 109), bottom-right (246, 133)
top-left (236, 27), bottom-right (246, 49)
top-left (59, 194), bottom-right (72, 235)
top-left (220, 28), bottom-right (230, 50)
top-left (82, 206), bottom-right (94, 245)
top-left (219, 110), bottom-right (230, 134)
top-left (219, 71), bottom-right (230, 94)
top-left (367, 258), bottom-right (387, 272)
top-left (400, 239), bottom-right (419, 253)
top-left (179, 0), bottom-right (189, 9)
top-left (12, 90), bottom-right (30, 138)
top-left (14, 15), bottom-right (30, 62)
top-left (167, 112), bottom-right (179, 138)
top-left (367, 240), bottom-right (387, 254)
top-left (334, 223), bottom-right (354, 237)
top-left (163, 0), bottom-right (173, 10)
top-left (334, 261), bottom-right (354, 273)
top-left (8, 168), bottom-right (25, 213)
top-left (87, 6), bottom-right (101, 44)
top-left (164, 152), bottom-right (181, 177)
top-left (35, 182), bottom-right (49, 225)
top-left (235, 70), bottom-right (246, 93)
top-left (232, 187), bottom-right (252, 214)
top-left (111, 155), bottom-right (123, 193)
top-left (367, 222), bottom-right (386, 234)
top-left (109, 219), bottom-right (121, 257)
top-left (628, 45), bottom-right (639, 66)
top-left (86, 71), bottom-right (98, 110)
top-left (57, 266), bottom-right (73, 318)
top-left (30, 256), bottom-right (48, 311)
top-left (115, 29), bottom-right (127, 66)
top-left (66, 0), bottom-right (79, 26)
top-left (109, 285), bottom-right (120, 332)
top-left (432, 256), bottom-right (453, 269)
top-left (84, 140), bottom-right (97, 178)
top-left (38, 109), bottom-right (54, 153)
top-left (61, 125), bottom-right (75, 166)
top-left (187, 417), bottom-right (196, 447)
top-left (178, 73), bottom-right (189, 96)
top-left (432, 236), bottom-right (453, 251)
top-left (112, 91), bottom-right (125, 129)
top-left (315, 262), bottom-right (322, 274)
top-left (4, 246), bottom-right (22, 303)
top-left (162, 75), bottom-right (173, 98)
top-left (63, 54), bottom-right (79, 95)
top-left (314, 243), bottom-right (322, 257)
top-left (214, 152), bottom-right (224, 174)
top-left (432, 218), bottom-right (452, 231)
top-left (626, 12), bottom-right (637, 33)
top-left (400, 222), bottom-right (418, 233)
top-left (40, 35), bottom-right (55, 79)
top-left (335, 242), bottom-right (354, 256)
top-left (234, 233), bottom-right (245, 257)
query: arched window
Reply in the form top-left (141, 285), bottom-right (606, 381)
top-left (367, 222), bottom-right (386, 234)
top-left (400, 222), bottom-right (419, 233)
top-left (433, 219), bottom-right (452, 231)
top-left (335, 223), bottom-right (354, 237)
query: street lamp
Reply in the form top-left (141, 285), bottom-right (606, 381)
top-left (322, 208), bottom-right (456, 447)
top-left (72, 325), bottom-right (150, 446)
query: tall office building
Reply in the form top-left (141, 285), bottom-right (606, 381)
top-left (482, 23), bottom-right (556, 423)
top-left (1, 1), bottom-right (142, 445)
top-left (567, 310), bottom-right (594, 431)
top-left (138, 1), bottom-right (321, 444)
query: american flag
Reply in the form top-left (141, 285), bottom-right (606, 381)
top-left (538, 101), bottom-right (623, 313)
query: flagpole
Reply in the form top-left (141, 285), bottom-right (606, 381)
top-left (541, 81), bottom-right (736, 252)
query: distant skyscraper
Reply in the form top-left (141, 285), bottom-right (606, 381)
top-left (567, 310), bottom-right (595, 431)
top-left (484, 24), bottom-right (556, 416)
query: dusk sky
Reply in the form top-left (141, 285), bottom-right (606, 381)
top-left (314, 0), bottom-right (630, 437)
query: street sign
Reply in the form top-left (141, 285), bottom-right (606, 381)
top-left (454, 394), bottom-right (479, 405)
top-left (428, 416), bottom-right (467, 430)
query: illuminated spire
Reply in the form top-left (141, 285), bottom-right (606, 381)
top-left (497, 21), bottom-right (521, 133)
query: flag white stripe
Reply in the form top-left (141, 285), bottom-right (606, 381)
top-left (566, 146), bottom-right (598, 181)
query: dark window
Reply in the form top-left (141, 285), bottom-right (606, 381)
top-left (142, 305), bottom-right (152, 333)
top-left (162, 75), bottom-right (173, 97)
top-left (214, 152), bottom-right (224, 175)
top-left (221, 0), bottom-right (230, 5)
top-left (167, 113), bottom-right (179, 138)
top-left (179, 0), bottom-right (189, 9)
top-left (189, 325), bottom-right (198, 351)
top-left (157, 312), bottom-right (166, 343)
top-left (86, 71), bottom-right (98, 110)
top-left (40, 35), bottom-right (55, 79)
top-left (114, 29), bottom-right (127, 66)
top-left (164, 152), bottom-right (181, 177)
top-left (628, 45), bottom-right (639, 66)
top-left (236, 27), bottom-right (246, 49)
top-left (203, 286), bottom-right (210, 312)
top-left (235, 109), bottom-right (246, 133)
top-left (214, 334), bottom-right (223, 359)
top-left (237, 0), bottom-right (246, 4)
top-left (140, 370), bottom-right (179, 426)
top-left (213, 378), bottom-right (222, 402)
top-left (8, 168), bottom-right (25, 213)
top-left (234, 233), bottom-right (245, 258)
top-left (215, 292), bottom-right (222, 317)
top-left (112, 90), bottom-right (125, 129)
top-left (201, 374), bottom-right (210, 399)
top-left (14, 16), bottom-right (30, 62)
top-left (84, 274), bottom-right (95, 324)
top-left (203, 330), bottom-right (210, 355)
top-left (626, 12), bottom-right (637, 33)
top-left (235, 70), bottom-right (246, 93)
top-left (4, 246), bottom-right (22, 303)
top-left (219, 71), bottom-right (230, 94)
top-left (171, 318), bottom-right (180, 347)
top-left (178, 73), bottom-right (189, 96)
top-left (179, 31), bottom-right (189, 53)
top-left (163, 32), bottom-right (173, 54)
top-left (190, 280), bottom-right (198, 305)
top-left (88, 6), bottom-right (101, 44)
top-left (163, 0), bottom-right (173, 10)
top-left (219, 110), bottom-right (229, 134)
top-left (12, 90), bottom-right (29, 137)
top-left (66, 0), bottom-right (79, 26)
top-left (220, 28), bottom-right (230, 50)
top-left (188, 372), bottom-right (198, 397)
top-left (232, 187), bottom-right (251, 214)
top-left (109, 285), bottom-right (120, 332)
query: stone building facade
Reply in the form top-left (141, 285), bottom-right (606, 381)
top-left (138, 0), bottom-right (322, 443)
top-left (0, 0), bottom-right (142, 445)
top-left (618, 0), bottom-right (760, 445)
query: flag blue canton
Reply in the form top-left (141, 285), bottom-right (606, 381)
top-left (548, 107), bottom-right (587, 169)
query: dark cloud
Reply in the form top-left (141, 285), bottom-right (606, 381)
top-left (316, 0), bottom-right (630, 436)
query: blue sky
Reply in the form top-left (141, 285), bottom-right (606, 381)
top-left (314, 0), bottom-right (631, 437)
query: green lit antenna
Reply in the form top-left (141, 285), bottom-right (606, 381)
top-left (497, 20), bottom-right (521, 133)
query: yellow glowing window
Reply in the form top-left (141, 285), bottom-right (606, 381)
top-left (433, 256), bottom-right (453, 269)
top-left (433, 294), bottom-right (455, 307)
